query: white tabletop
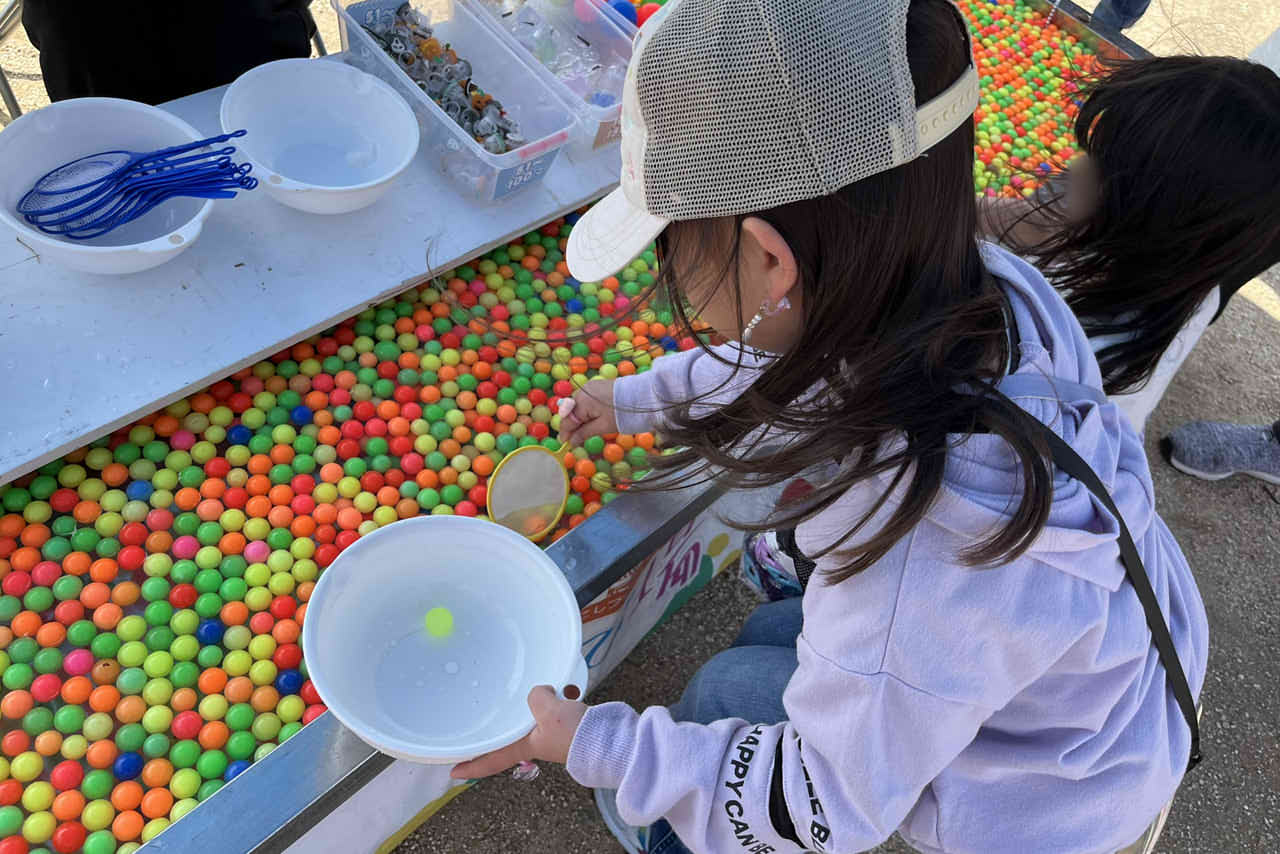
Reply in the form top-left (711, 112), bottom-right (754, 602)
top-left (0, 78), bottom-right (620, 485)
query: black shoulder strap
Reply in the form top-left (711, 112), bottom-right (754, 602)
top-left (992, 391), bottom-right (1202, 772)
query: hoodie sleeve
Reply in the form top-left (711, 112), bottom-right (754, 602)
top-left (612, 344), bottom-right (772, 434)
top-left (567, 635), bottom-right (993, 854)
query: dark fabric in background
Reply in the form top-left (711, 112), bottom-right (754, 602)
top-left (23, 0), bottom-right (314, 104)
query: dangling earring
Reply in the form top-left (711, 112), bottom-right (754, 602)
top-left (742, 296), bottom-right (791, 344)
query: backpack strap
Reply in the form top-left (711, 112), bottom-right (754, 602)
top-left (987, 388), bottom-right (1202, 772)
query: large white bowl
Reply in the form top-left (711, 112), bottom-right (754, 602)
top-left (220, 59), bottom-right (420, 215)
top-left (302, 515), bottom-right (587, 763)
top-left (0, 98), bottom-right (214, 275)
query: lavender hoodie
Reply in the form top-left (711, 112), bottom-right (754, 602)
top-left (566, 244), bottom-right (1208, 854)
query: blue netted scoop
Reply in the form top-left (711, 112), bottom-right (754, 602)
top-left (18, 130), bottom-right (258, 240)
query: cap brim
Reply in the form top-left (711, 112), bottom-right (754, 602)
top-left (566, 186), bottom-right (669, 283)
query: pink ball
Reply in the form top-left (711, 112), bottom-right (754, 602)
top-left (172, 535), bottom-right (200, 560)
top-left (64, 649), bottom-right (94, 677)
top-left (244, 540), bottom-right (271, 563)
top-left (31, 561), bottom-right (61, 588)
top-left (170, 430), bottom-right (196, 450)
top-left (614, 295), bottom-right (631, 313)
top-left (469, 280), bottom-right (488, 296)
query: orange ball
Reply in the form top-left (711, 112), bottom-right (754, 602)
top-left (60, 676), bottom-right (92, 705)
top-left (114, 695), bottom-right (146, 724)
top-left (139, 787), bottom-right (173, 820)
top-left (91, 602), bottom-right (123, 631)
top-left (197, 668), bottom-right (228, 696)
top-left (198, 721), bottom-right (229, 750)
top-left (170, 688), bottom-right (198, 713)
top-left (224, 676), bottom-right (254, 704)
top-left (51, 789), bottom-right (86, 821)
top-left (36, 622), bottom-right (66, 648)
top-left (34, 731), bottom-right (62, 757)
top-left (86, 739), bottom-right (118, 769)
top-left (110, 581), bottom-right (140, 608)
top-left (110, 782), bottom-right (143, 811)
top-left (140, 759), bottom-right (173, 788)
top-left (112, 810), bottom-right (145, 842)
top-left (80, 582), bottom-right (111, 610)
top-left (10, 611), bottom-right (41, 638)
top-left (250, 686), bottom-right (279, 713)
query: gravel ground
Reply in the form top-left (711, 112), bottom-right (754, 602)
top-left (1, 5), bottom-right (1278, 854)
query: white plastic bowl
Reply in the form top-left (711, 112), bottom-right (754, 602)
top-left (302, 515), bottom-right (587, 763)
top-left (0, 98), bottom-right (213, 275)
top-left (220, 59), bottom-right (420, 214)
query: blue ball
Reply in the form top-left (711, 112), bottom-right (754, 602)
top-left (565, 299), bottom-right (585, 314)
top-left (125, 481), bottom-right (153, 501)
top-left (227, 425), bottom-right (253, 446)
top-left (565, 212), bottom-right (580, 225)
top-left (275, 669), bottom-right (304, 696)
top-left (610, 0), bottom-right (638, 24)
top-left (588, 92), bottom-right (618, 108)
top-left (196, 619), bottom-right (225, 645)
top-left (660, 336), bottom-right (678, 351)
top-left (224, 759), bottom-right (252, 781)
top-left (113, 752), bottom-right (144, 781)
top-left (290, 405), bottom-right (313, 426)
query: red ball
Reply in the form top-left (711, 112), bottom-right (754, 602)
top-left (117, 545), bottom-right (145, 572)
top-left (50, 821), bottom-right (86, 854)
top-left (1, 572), bottom-right (31, 598)
top-left (54, 600), bottom-right (84, 626)
top-left (272, 643), bottom-right (302, 670)
top-left (118, 523), bottom-right (148, 547)
top-left (384, 470), bottom-right (406, 488)
top-left (352, 401), bottom-right (376, 422)
top-left (290, 475), bottom-right (316, 496)
top-left (269, 596), bottom-right (297, 620)
top-left (340, 421), bottom-right (364, 441)
top-left (468, 485), bottom-right (487, 506)
top-left (171, 710), bottom-right (202, 741)
top-left (329, 388), bottom-right (351, 407)
top-left (302, 704), bottom-right (327, 725)
top-left (311, 374), bottom-right (335, 393)
top-left (210, 380), bottom-right (235, 401)
top-left (49, 760), bottom-right (84, 792)
top-left (529, 422), bottom-right (550, 440)
top-left (315, 545), bottom-right (340, 567)
top-left (290, 495), bottom-right (316, 517)
top-left (528, 389), bottom-right (548, 406)
top-left (31, 561), bottom-right (60, 588)
top-left (249, 613), bottom-right (275, 635)
top-left (400, 403), bottom-right (422, 421)
top-left (300, 680), bottom-right (321, 705)
top-left (223, 487), bottom-right (249, 510)
top-left (359, 472), bottom-right (385, 493)
top-left (454, 501), bottom-right (477, 518)
top-left (334, 530), bottom-right (359, 550)
top-left (169, 584), bottom-right (198, 609)
top-left (229, 392), bottom-right (254, 413)
top-left (1, 731), bottom-right (28, 757)
top-left (476, 381), bottom-right (499, 400)
top-left (393, 385), bottom-right (417, 405)
top-left (204, 457), bottom-right (231, 479)
top-left (30, 673), bottom-right (62, 703)
top-left (336, 439), bottom-right (362, 460)
top-left (145, 509), bottom-right (174, 531)
top-left (387, 437), bottom-right (413, 457)
top-left (49, 489), bottom-right (79, 514)
top-left (0, 835), bottom-right (29, 854)
top-left (376, 362), bottom-right (398, 380)
top-left (0, 781), bottom-right (22, 806)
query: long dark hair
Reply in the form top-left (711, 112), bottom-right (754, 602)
top-left (640, 0), bottom-right (1053, 582)
top-left (999, 55), bottom-right (1280, 395)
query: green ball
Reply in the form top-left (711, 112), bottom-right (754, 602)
top-left (140, 577), bottom-right (171, 602)
top-left (424, 607), bottom-right (454, 638)
top-left (143, 733), bottom-right (171, 759)
top-left (169, 740), bottom-right (201, 769)
top-left (32, 647), bottom-right (62, 675)
top-left (82, 713), bottom-right (114, 741)
top-left (22, 707), bottom-right (53, 737)
top-left (67, 620), bottom-right (97, 647)
top-left (197, 778), bottom-right (224, 801)
top-left (116, 667), bottom-right (147, 695)
top-left (51, 574), bottom-right (83, 602)
top-left (144, 627), bottom-right (176, 652)
top-left (90, 632), bottom-right (121, 659)
top-left (279, 721), bottom-right (303, 741)
top-left (0, 805), bottom-right (22, 836)
top-left (142, 705), bottom-right (173, 734)
top-left (169, 609), bottom-right (199, 636)
top-left (195, 749), bottom-right (228, 780)
top-left (81, 769), bottom-right (115, 799)
top-left (195, 592), bottom-right (223, 618)
top-left (115, 723), bottom-right (146, 752)
top-left (2, 663), bottom-right (33, 691)
top-left (7, 637), bottom-right (36, 665)
top-left (141, 678), bottom-right (172, 707)
top-left (225, 730), bottom-right (257, 761)
top-left (84, 829), bottom-right (118, 854)
top-left (197, 646), bottom-right (224, 669)
top-left (53, 704), bottom-right (85, 735)
top-left (0, 596), bottom-right (20, 622)
top-left (116, 615), bottom-right (146, 642)
top-left (170, 636), bottom-right (199, 664)
top-left (225, 703), bottom-right (255, 732)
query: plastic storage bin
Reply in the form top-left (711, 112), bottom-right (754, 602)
top-left (468, 0), bottom-right (635, 158)
top-left (334, 0), bottom-right (575, 201)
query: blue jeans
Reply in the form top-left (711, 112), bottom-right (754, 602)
top-left (647, 597), bottom-right (802, 854)
top-left (1091, 0), bottom-right (1151, 30)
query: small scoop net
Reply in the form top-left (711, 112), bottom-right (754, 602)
top-left (486, 445), bottom-right (570, 542)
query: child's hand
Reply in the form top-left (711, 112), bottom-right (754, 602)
top-left (559, 378), bottom-right (618, 445)
top-left (449, 686), bottom-right (588, 779)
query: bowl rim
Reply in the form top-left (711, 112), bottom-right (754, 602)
top-left (0, 97), bottom-right (216, 254)
top-left (300, 514), bottom-right (584, 763)
top-left (218, 58), bottom-right (421, 193)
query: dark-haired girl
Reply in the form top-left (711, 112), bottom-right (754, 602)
top-left (982, 55), bottom-right (1280, 432)
top-left (453, 1), bottom-right (1207, 852)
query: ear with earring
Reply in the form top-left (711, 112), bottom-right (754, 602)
top-left (742, 296), bottom-right (792, 344)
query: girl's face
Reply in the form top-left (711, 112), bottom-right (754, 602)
top-left (665, 217), bottom-right (805, 354)
top-left (1064, 155), bottom-right (1099, 223)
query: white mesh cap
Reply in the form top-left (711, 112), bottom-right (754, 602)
top-left (567, 0), bottom-right (981, 283)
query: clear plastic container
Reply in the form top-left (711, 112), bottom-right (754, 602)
top-left (334, 0), bottom-right (576, 201)
top-left (466, 0), bottom-right (635, 158)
